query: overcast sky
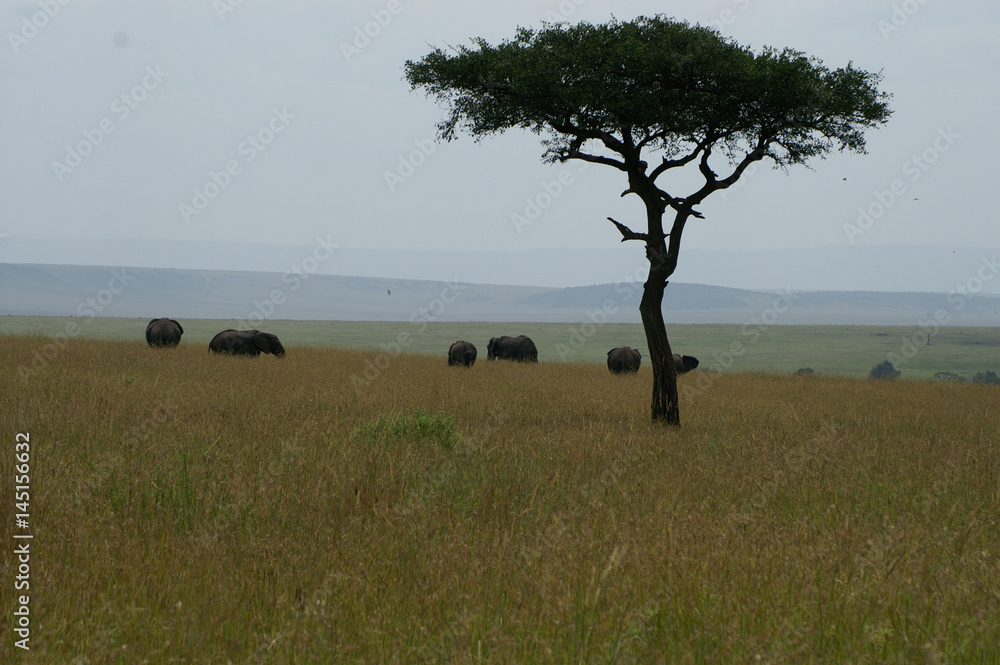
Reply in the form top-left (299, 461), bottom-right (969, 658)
top-left (1, 0), bottom-right (996, 292)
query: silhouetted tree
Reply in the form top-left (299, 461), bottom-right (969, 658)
top-left (406, 16), bottom-right (892, 424)
top-left (934, 371), bottom-right (966, 383)
top-left (870, 360), bottom-right (900, 381)
top-left (973, 370), bottom-right (999, 385)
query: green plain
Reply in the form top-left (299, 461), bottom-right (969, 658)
top-left (2, 315), bottom-right (999, 380)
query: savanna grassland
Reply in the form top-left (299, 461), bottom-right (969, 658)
top-left (5, 316), bottom-right (1000, 379)
top-left (1, 335), bottom-right (999, 664)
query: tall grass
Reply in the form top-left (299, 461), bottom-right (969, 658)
top-left (1, 336), bottom-right (998, 663)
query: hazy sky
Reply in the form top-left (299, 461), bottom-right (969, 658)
top-left (2, 0), bottom-right (997, 290)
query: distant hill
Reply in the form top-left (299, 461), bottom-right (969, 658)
top-left (2, 263), bottom-right (999, 326)
top-left (3, 237), bottom-right (999, 293)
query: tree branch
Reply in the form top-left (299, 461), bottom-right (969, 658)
top-left (607, 217), bottom-right (649, 243)
top-left (551, 117), bottom-right (628, 155)
top-left (648, 132), bottom-right (721, 182)
top-left (554, 126), bottom-right (628, 170)
top-left (698, 145), bottom-right (718, 182)
top-left (567, 150), bottom-right (627, 170)
top-left (714, 136), bottom-right (772, 190)
top-left (687, 134), bottom-right (773, 204)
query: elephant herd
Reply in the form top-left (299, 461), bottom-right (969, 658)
top-left (450, 336), bottom-right (699, 375)
top-left (448, 335), bottom-right (538, 365)
top-left (145, 318), bottom-right (286, 357)
top-left (146, 319), bottom-right (699, 373)
top-left (606, 346), bottom-right (699, 375)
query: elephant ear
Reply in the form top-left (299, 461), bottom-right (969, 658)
top-left (172, 320), bottom-right (184, 334)
top-left (607, 348), bottom-right (615, 357)
top-left (682, 355), bottom-right (699, 372)
top-left (253, 332), bottom-right (273, 354)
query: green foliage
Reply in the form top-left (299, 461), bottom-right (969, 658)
top-left (934, 371), bottom-right (967, 382)
top-left (972, 369), bottom-right (1000, 385)
top-left (405, 15), bottom-right (892, 169)
top-left (356, 409), bottom-right (459, 449)
top-left (869, 360), bottom-right (901, 381)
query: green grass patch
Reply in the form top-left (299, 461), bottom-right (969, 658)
top-left (355, 409), bottom-right (459, 450)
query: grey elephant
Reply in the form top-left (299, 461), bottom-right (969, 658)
top-left (487, 335), bottom-right (538, 362)
top-left (146, 318), bottom-right (183, 348)
top-left (448, 340), bottom-right (477, 367)
top-left (673, 353), bottom-right (699, 374)
top-left (209, 329), bottom-right (286, 357)
top-left (607, 346), bottom-right (641, 373)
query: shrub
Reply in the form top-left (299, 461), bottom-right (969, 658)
top-left (934, 371), bottom-right (967, 383)
top-left (869, 360), bottom-right (900, 381)
top-left (796, 368), bottom-right (814, 376)
top-left (973, 370), bottom-right (1000, 386)
top-left (355, 409), bottom-right (459, 449)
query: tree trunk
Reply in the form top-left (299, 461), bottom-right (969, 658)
top-left (639, 263), bottom-right (680, 425)
top-left (629, 171), bottom-right (685, 426)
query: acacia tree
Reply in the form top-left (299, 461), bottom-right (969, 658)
top-left (405, 16), bottom-right (891, 425)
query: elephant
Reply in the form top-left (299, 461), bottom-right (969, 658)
top-left (209, 329), bottom-right (286, 357)
top-left (146, 318), bottom-right (183, 348)
top-left (487, 335), bottom-right (538, 362)
top-left (607, 346), bottom-right (641, 374)
top-left (673, 353), bottom-right (699, 374)
top-left (448, 340), bottom-right (477, 367)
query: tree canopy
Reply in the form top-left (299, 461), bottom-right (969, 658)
top-left (405, 15), bottom-right (892, 425)
top-left (407, 17), bottom-right (889, 177)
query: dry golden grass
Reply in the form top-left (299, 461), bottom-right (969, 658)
top-left (1, 335), bottom-right (998, 664)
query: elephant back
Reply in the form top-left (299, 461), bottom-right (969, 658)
top-left (607, 346), bottom-right (641, 373)
top-left (488, 334), bottom-right (537, 362)
top-left (448, 340), bottom-right (477, 366)
top-left (146, 318), bottom-right (183, 348)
